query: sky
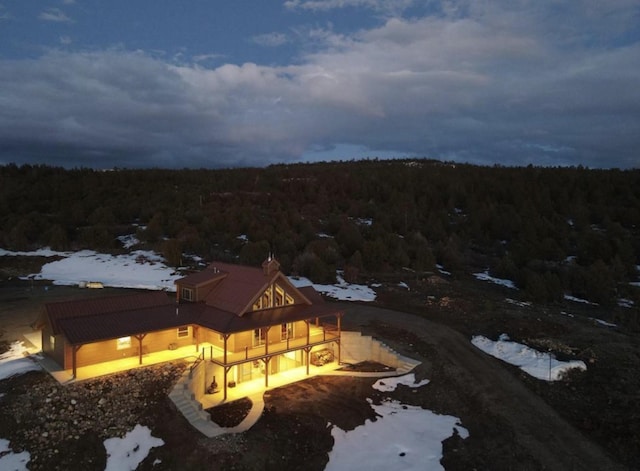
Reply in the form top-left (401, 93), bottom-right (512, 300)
top-left (1, 0), bottom-right (639, 169)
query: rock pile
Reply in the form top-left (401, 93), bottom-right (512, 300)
top-left (0, 361), bottom-right (186, 470)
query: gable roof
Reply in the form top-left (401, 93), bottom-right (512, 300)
top-left (43, 259), bottom-right (341, 345)
top-left (176, 260), bottom-right (312, 316)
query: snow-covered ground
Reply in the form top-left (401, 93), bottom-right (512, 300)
top-left (1, 247), bottom-right (378, 302)
top-left (564, 294), bottom-right (597, 305)
top-left (471, 334), bottom-right (587, 381)
top-left (327, 373), bottom-right (467, 471)
top-left (289, 272), bottom-right (377, 302)
top-left (104, 425), bottom-right (164, 471)
top-left (0, 341), bottom-right (41, 381)
top-left (473, 269), bottom-right (517, 289)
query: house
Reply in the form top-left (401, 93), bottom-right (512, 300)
top-left (40, 257), bottom-right (344, 398)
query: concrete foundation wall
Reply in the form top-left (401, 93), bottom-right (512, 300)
top-left (340, 330), bottom-right (417, 369)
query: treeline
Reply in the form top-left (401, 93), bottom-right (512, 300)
top-left (1, 160), bottom-right (639, 307)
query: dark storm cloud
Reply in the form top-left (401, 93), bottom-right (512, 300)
top-left (1, 0), bottom-right (639, 168)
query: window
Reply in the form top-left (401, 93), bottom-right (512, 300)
top-left (253, 328), bottom-right (266, 347)
top-left (116, 336), bottom-right (131, 350)
top-left (181, 287), bottom-right (193, 301)
top-left (49, 335), bottom-right (55, 350)
top-left (281, 323), bottom-right (293, 341)
top-left (177, 326), bottom-right (189, 338)
top-left (275, 285), bottom-right (284, 306)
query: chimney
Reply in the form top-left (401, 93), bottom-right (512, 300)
top-left (262, 256), bottom-right (280, 276)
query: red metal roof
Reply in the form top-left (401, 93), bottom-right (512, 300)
top-left (44, 291), bottom-right (172, 335)
top-left (176, 261), bottom-right (311, 316)
top-left (45, 259), bottom-right (342, 345)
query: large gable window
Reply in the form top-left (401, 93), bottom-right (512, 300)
top-left (253, 283), bottom-right (295, 311)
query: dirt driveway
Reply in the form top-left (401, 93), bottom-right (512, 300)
top-left (338, 302), bottom-right (624, 471)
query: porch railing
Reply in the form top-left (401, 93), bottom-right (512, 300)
top-left (210, 328), bottom-right (340, 367)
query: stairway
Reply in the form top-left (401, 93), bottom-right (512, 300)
top-left (168, 369), bottom-right (223, 438)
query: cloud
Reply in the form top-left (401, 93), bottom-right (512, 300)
top-left (1, 1), bottom-right (639, 169)
top-left (251, 32), bottom-right (289, 47)
top-left (39, 8), bottom-right (73, 23)
top-left (59, 35), bottom-right (72, 45)
top-left (0, 5), bottom-right (12, 21)
top-left (284, 0), bottom-right (415, 15)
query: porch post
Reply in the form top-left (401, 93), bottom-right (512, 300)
top-left (134, 334), bottom-right (147, 365)
top-left (72, 344), bottom-right (82, 378)
top-left (303, 347), bottom-right (312, 375)
top-left (223, 366), bottom-right (231, 401)
top-left (223, 334), bottom-right (230, 400)
top-left (194, 325), bottom-right (199, 351)
top-left (263, 358), bottom-right (271, 388)
top-left (337, 313), bottom-right (342, 364)
top-left (223, 334), bottom-right (230, 365)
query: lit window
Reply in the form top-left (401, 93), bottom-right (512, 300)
top-left (253, 328), bottom-right (266, 347)
top-left (117, 336), bottom-right (132, 350)
top-left (275, 285), bottom-right (284, 306)
top-left (50, 335), bottom-right (55, 350)
top-left (281, 323), bottom-right (293, 341)
top-left (177, 325), bottom-right (189, 338)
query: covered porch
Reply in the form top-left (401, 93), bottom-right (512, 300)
top-left (40, 342), bottom-right (214, 383)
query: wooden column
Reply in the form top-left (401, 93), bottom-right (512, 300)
top-left (193, 325), bottom-right (199, 351)
top-left (223, 366), bottom-right (232, 401)
top-left (337, 313), bottom-right (342, 364)
top-left (263, 358), bottom-right (271, 388)
top-left (134, 334), bottom-right (147, 365)
top-left (305, 320), bottom-right (310, 345)
top-left (223, 334), bottom-right (230, 400)
top-left (304, 320), bottom-right (311, 374)
top-left (264, 326), bottom-right (271, 357)
top-left (72, 344), bottom-right (82, 378)
top-left (303, 347), bottom-right (312, 375)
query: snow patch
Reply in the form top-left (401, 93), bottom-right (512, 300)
top-left (473, 269), bottom-right (516, 289)
top-left (471, 334), bottom-right (586, 381)
top-left (372, 373), bottom-right (430, 392)
top-left (327, 399), bottom-right (467, 471)
top-left (0, 341), bottom-right (41, 381)
top-left (104, 424), bottom-right (164, 471)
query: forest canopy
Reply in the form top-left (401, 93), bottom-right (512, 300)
top-left (1, 159), bottom-right (639, 308)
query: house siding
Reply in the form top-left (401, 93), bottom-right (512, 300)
top-left (69, 328), bottom-right (197, 368)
